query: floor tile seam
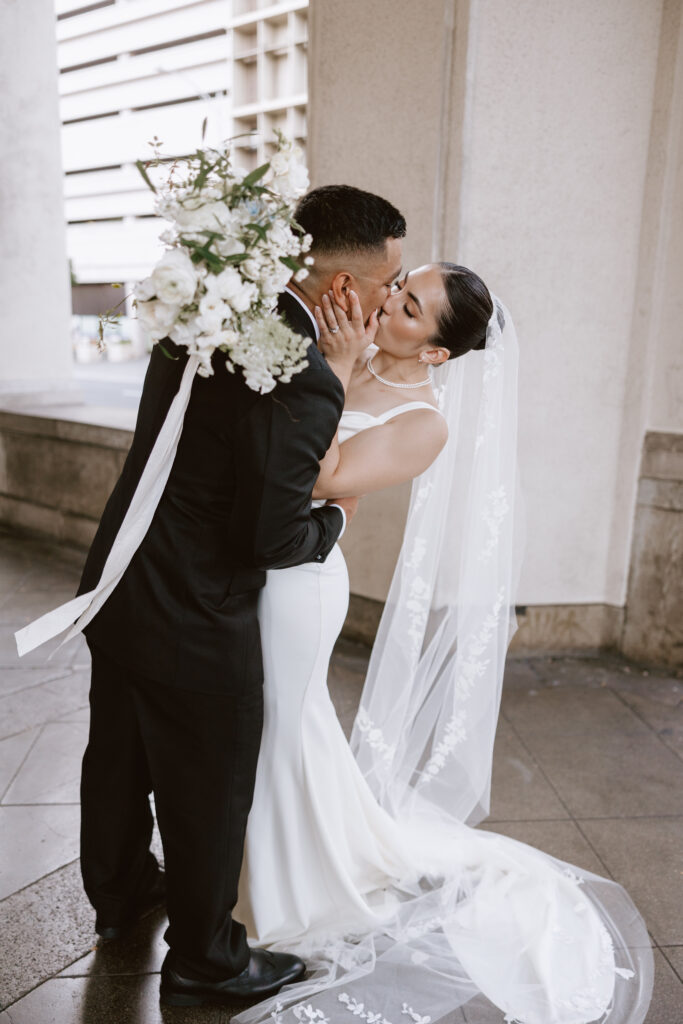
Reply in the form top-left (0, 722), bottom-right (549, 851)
top-left (660, 946), bottom-right (683, 984)
top-left (57, 969), bottom-right (161, 979)
top-left (0, 856), bottom-right (80, 906)
top-left (0, 668), bottom-right (75, 702)
top-left (485, 816), bottom-right (578, 824)
top-left (608, 686), bottom-right (683, 764)
top-left (0, 715), bottom-right (85, 745)
top-left (0, 724), bottom-right (45, 804)
top-left (498, 707), bottom-right (576, 818)
top-left (1, 802), bottom-right (81, 808)
top-left (501, 710), bottom-right (619, 878)
top-left (571, 818), bottom-right (616, 881)
top-left (0, 967), bottom-right (163, 1016)
top-left (575, 814), bottom-right (683, 822)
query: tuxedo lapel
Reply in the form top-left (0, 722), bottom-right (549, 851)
top-left (277, 290), bottom-right (332, 376)
top-left (277, 290), bottom-right (316, 343)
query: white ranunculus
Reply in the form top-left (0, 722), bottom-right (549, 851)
top-left (135, 299), bottom-right (178, 341)
top-left (149, 249), bottom-right (197, 306)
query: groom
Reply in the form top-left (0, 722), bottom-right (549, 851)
top-left (77, 183), bottom-right (406, 1006)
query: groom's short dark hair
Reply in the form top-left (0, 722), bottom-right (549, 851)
top-left (295, 185), bottom-right (406, 256)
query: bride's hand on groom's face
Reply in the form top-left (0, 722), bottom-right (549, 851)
top-left (315, 290), bottom-right (379, 370)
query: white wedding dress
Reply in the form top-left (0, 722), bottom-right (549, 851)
top-left (233, 405), bottom-right (652, 1024)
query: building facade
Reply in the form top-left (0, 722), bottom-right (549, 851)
top-left (57, 0), bottom-right (309, 286)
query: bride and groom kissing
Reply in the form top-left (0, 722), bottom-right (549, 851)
top-left (73, 184), bottom-right (650, 1023)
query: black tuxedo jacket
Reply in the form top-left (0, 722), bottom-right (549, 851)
top-left (79, 291), bottom-right (344, 687)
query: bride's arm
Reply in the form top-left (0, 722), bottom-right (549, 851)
top-left (313, 411), bottom-right (448, 499)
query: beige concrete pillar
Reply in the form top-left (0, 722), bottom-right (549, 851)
top-left (0, 0), bottom-right (71, 390)
top-left (308, 0), bottom-right (669, 622)
top-left (621, 0), bottom-right (683, 666)
top-left (308, 0), bottom-right (450, 600)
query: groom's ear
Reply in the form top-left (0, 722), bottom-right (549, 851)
top-left (330, 272), bottom-right (353, 313)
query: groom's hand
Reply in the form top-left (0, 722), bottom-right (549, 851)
top-left (327, 496), bottom-right (359, 525)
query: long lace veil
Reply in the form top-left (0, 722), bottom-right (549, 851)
top-left (351, 296), bottom-right (522, 828)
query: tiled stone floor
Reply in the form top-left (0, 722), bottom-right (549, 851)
top-left (1, 527), bottom-right (682, 1022)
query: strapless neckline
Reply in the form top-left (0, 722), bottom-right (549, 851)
top-left (340, 401), bottom-right (443, 426)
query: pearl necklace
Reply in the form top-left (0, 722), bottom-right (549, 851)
top-left (367, 355), bottom-right (431, 390)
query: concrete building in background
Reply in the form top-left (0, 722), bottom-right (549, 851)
top-left (56, 0), bottom-right (309, 357)
top-left (58, 0), bottom-right (309, 286)
top-left (0, 0), bottom-right (681, 666)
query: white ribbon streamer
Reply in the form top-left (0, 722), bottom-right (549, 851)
top-left (15, 355), bottom-right (200, 658)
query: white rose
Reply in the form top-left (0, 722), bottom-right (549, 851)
top-left (270, 162), bottom-right (309, 202)
top-left (135, 299), bottom-right (178, 341)
top-left (269, 152), bottom-right (289, 176)
top-left (149, 249), bottom-right (197, 305)
top-left (197, 291), bottom-right (231, 333)
top-left (287, 162), bottom-right (310, 196)
top-left (169, 320), bottom-right (200, 348)
top-left (212, 267), bottom-right (243, 302)
top-left (134, 276), bottom-right (156, 301)
top-left (215, 236), bottom-right (243, 258)
top-left (228, 280), bottom-right (258, 314)
top-left (242, 257), bottom-right (263, 281)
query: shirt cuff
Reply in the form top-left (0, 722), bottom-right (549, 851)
top-left (328, 503), bottom-right (347, 539)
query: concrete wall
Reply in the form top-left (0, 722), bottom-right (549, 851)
top-left (0, 0), bottom-right (71, 389)
top-left (308, 0), bottom-right (682, 642)
top-left (0, 410), bottom-right (128, 549)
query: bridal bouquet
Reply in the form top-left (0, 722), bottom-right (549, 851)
top-left (131, 131), bottom-right (313, 393)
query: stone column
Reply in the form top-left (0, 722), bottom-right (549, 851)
top-left (0, 0), bottom-right (71, 391)
top-left (621, 0), bottom-right (683, 666)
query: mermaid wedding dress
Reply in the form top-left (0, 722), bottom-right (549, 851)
top-left (233, 404), bottom-right (653, 1024)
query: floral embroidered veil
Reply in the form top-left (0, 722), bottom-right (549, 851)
top-left (351, 296), bottom-right (522, 827)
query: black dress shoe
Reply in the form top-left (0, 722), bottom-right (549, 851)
top-left (160, 948), bottom-right (306, 1007)
top-left (95, 870), bottom-right (166, 941)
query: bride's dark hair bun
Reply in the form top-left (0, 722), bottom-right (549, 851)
top-left (433, 263), bottom-right (494, 359)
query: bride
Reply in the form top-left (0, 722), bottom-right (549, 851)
top-left (228, 264), bottom-right (653, 1024)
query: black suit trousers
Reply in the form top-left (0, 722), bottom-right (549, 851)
top-left (80, 589), bottom-right (264, 980)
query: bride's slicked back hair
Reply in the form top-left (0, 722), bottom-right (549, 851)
top-left (295, 185), bottom-right (406, 257)
top-left (434, 263), bottom-right (499, 359)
